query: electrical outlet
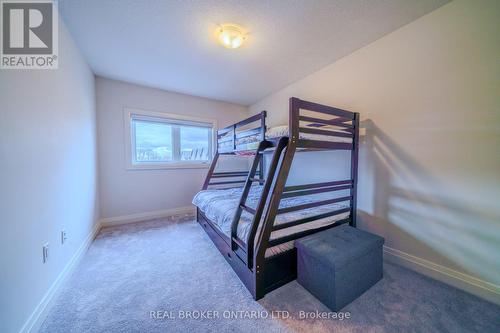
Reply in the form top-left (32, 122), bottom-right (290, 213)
top-left (61, 230), bottom-right (67, 244)
top-left (42, 243), bottom-right (49, 263)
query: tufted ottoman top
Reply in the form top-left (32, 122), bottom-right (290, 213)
top-left (295, 225), bottom-right (385, 269)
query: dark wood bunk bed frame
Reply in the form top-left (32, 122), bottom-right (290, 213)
top-left (196, 97), bottom-right (360, 300)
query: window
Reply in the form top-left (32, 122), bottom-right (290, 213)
top-left (125, 108), bottom-right (215, 169)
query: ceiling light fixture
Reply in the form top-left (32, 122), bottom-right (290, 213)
top-left (216, 24), bottom-right (247, 49)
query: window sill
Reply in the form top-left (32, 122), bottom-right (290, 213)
top-left (126, 162), bottom-right (211, 170)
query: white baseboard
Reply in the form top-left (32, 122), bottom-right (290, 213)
top-left (18, 206), bottom-right (195, 333)
top-left (99, 206), bottom-right (196, 227)
top-left (383, 245), bottom-right (500, 306)
top-left (19, 221), bottom-right (102, 333)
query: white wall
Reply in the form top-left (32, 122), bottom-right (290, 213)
top-left (0, 19), bottom-right (98, 333)
top-left (96, 77), bottom-right (248, 219)
top-left (250, 0), bottom-right (500, 300)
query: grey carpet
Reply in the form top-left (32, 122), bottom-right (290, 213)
top-left (39, 216), bottom-right (500, 333)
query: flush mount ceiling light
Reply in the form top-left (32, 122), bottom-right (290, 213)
top-left (216, 24), bottom-right (247, 49)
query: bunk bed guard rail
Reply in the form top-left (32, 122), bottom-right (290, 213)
top-left (202, 111), bottom-right (267, 190)
top-left (249, 98), bottom-right (360, 268)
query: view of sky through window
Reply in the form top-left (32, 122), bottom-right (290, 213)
top-left (180, 126), bottom-right (210, 161)
top-left (134, 120), bottom-right (172, 162)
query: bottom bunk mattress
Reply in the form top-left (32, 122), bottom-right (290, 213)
top-left (192, 185), bottom-right (350, 257)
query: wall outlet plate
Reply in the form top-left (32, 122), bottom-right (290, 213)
top-left (42, 243), bottom-right (49, 263)
top-left (61, 230), bottom-right (67, 244)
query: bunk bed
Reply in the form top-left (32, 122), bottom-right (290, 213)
top-left (192, 97), bottom-right (360, 300)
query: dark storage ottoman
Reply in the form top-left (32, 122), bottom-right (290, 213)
top-left (295, 225), bottom-right (385, 311)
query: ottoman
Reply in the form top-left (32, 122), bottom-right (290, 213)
top-left (295, 225), bottom-right (384, 311)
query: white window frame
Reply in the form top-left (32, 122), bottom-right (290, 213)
top-left (124, 107), bottom-right (217, 170)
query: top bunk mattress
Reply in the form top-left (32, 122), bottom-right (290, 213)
top-left (218, 125), bottom-right (352, 151)
top-left (193, 185), bottom-right (350, 257)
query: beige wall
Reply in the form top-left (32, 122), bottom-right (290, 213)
top-left (250, 0), bottom-right (499, 300)
top-left (0, 19), bottom-right (98, 333)
top-left (96, 77), bottom-right (248, 219)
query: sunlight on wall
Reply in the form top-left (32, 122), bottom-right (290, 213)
top-left (362, 120), bottom-right (500, 285)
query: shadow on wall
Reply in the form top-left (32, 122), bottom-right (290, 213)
top-left (358, 119), bottom-right (500, 285)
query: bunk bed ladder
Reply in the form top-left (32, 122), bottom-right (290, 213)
top-left (252, 98), bottom-right (300, 291)
top-left (245, 137), bottom-right (289, 269)
top-left (230, 141), bottom-right (272, 259)
top-left (201, 152), bottom-right (219, 190)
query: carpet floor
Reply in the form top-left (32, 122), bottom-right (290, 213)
top-left (39, 216), bottom-right (500, 333)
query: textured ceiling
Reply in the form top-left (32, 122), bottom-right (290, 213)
top-left (59, 0), bottom-right (448, 105)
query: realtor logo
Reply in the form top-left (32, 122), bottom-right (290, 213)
top-left (1, 0), bottom-right (58, 69)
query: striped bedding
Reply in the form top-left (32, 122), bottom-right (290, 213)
top-left (192, 185), bottom-right (349, 257)
top-left (218, 125), bottom-right (352, 152)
